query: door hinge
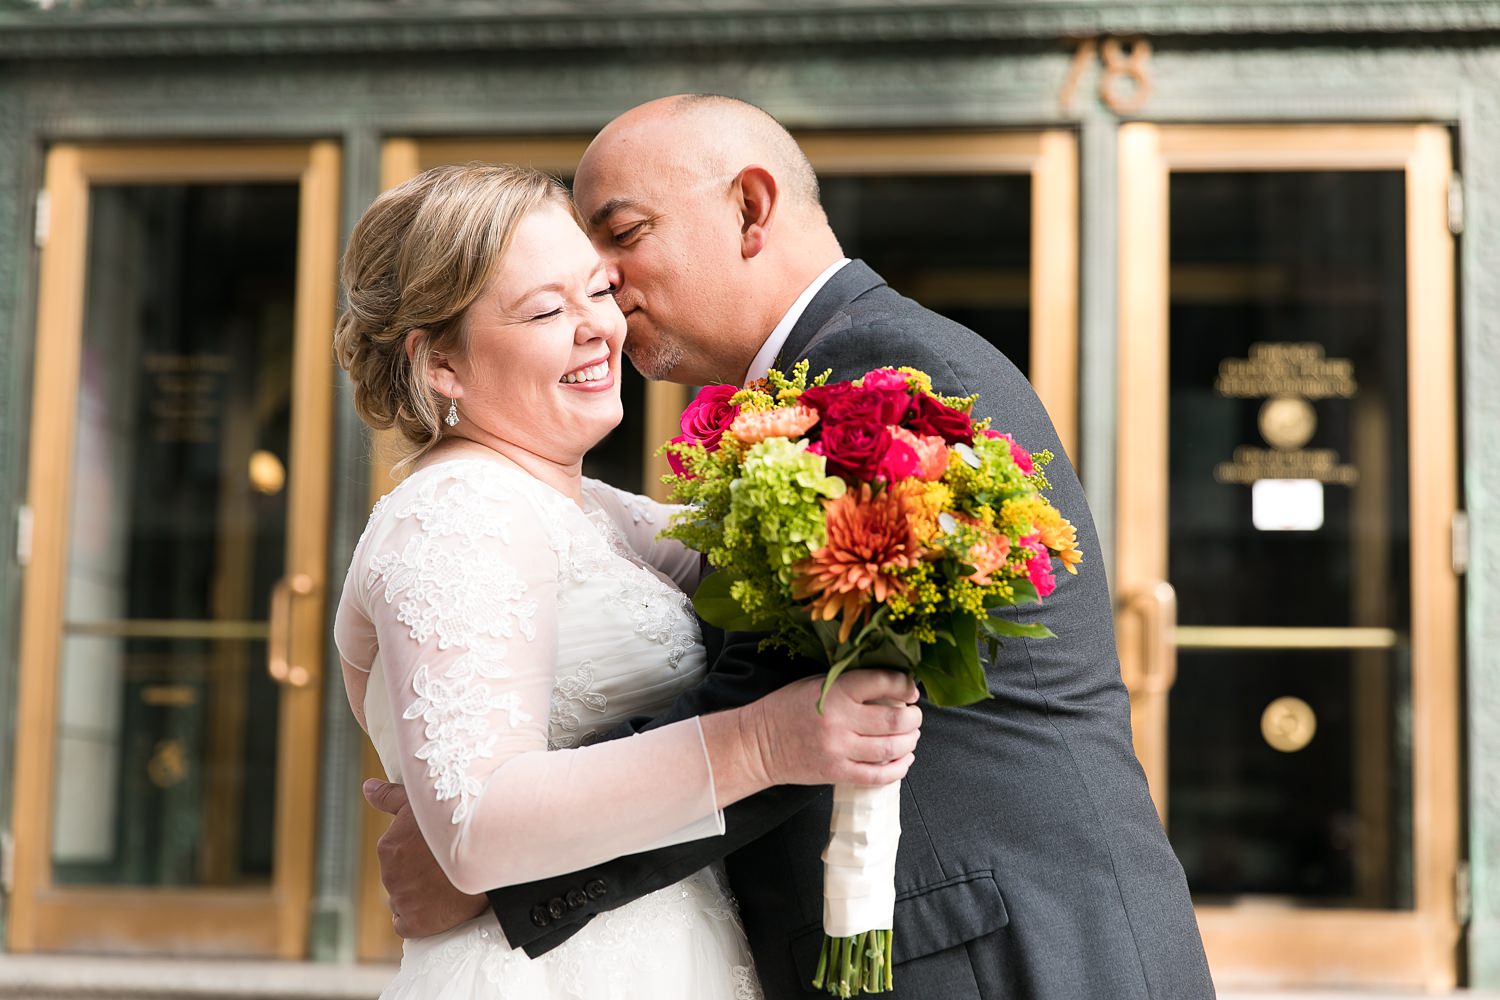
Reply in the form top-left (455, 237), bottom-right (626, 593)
top-left (1453, 510), bottom-right (1470, 576)
top-left (33, 190), bottom-right (49, 249)
top-left (15, 504), bottom-right (31, 568)
top-left (0, 830), bottom-right (13, 895)
top-left (1449, 172), bottom-right (1465, 236)
top-left (1457, 860), bottom-right (1473, 926)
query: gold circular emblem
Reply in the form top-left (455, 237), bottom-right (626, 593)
top-left (1260, 696), bottom-right (1317, 753)
top-left (1258, 396), bottom-right (1317, 451)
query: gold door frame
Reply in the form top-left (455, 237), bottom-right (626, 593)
top-left (9, 142), bottom-right (340, 957)
top-left (1116, 124), bottom-right (1461, 990)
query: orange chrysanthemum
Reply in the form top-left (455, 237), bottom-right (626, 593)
top-left (727, 405), bottom-right (820, 446)
top-left (793, 483), bottom-right (929, 641)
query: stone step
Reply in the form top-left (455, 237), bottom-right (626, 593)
top-left (1, 955), bottom-right (1497, 1000)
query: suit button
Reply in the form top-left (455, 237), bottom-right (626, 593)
top-left (585, 878), bottom-right (607, 899)
top-left (565, 889), bottom-right (587, 910)
top-left (548, 897), bottom-right (566, 920)
top-left (530, 905), bottom-right (551, 928)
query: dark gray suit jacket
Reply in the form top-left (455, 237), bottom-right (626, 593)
top-left (488, 261), bottom-right (1215, 999)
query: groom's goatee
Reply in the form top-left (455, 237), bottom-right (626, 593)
top-left (625, 338), bottom-right (688, 381)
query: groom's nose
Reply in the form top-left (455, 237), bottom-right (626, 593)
top-left (603, 260), bottom-right (624, 295)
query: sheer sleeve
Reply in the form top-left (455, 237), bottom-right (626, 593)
top-left (348, 468), bottom-right (723, 894)
top-left (581, 478), bottom-right (703, 593)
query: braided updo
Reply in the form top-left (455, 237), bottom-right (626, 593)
top-left (333, 163), bottom-right (574, 467)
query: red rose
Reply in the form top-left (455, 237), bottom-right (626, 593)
top-left (679, 384), bottom-right (740, 451)
top-left (798, 381), bottom-right (858, 415)
top-left (810, 412), bottom-right (892, 482)
top-left (904, 393), bottom-right (973, 444)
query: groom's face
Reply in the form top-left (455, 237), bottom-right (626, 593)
top-left (573, 139), bottom-right (748, 386)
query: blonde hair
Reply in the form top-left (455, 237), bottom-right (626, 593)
top-left (333, 163), bottom-right (574, 467)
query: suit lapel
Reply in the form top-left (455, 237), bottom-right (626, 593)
top-left (773, 259), bottom-right (887, 369)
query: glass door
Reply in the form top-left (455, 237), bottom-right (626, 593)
top-left (1116, 125), bottom-right (1461, 990)
top-left (9, 143), bottom-right (340, 956)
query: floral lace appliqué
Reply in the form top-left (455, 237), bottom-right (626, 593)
top-left (549, 660), bottom-right (608, 750)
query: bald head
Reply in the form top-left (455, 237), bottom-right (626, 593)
top-left (582, 94), bottom-right (825, 227)
top-left (572, 94), bottom-right (843, 387)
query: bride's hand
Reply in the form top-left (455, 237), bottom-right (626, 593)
top-left (700, 669), bottom-right (921, 806)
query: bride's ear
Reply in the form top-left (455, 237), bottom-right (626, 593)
top-left (405, 327), bottom-right (463, 400)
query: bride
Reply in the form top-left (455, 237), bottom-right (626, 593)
top-left (331, 163), bottom-right (921, 999)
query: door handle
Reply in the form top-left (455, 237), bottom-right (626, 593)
top-left (1123, 580), bottom-right (1178, 695)
top-left (267, 573), bottom-right (315, 688)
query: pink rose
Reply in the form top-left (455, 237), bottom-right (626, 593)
top-left (890, 426), bottom-right (949, 480)
top-left (665, 433), bottom-right (693, 477)
top-left (1020, 533), bottom-right (1056, 597)
top-left (872, 431), bottom-right (922, 482)
top-left (859, 368), bottom-right (912, 392)
top-left (679, 384), bottom-right (740, 451)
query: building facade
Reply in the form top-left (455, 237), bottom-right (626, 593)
top-left (0, 1), bottom-right (1496, 992)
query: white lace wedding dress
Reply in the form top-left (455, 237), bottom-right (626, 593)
top-left (335, 457), bottom-right (764, 1000)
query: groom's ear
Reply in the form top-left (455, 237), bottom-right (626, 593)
top-left (733, 165), bottom-right (777, 260)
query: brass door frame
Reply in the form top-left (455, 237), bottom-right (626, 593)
top-left (1115, 124), bottom-right (1461, 990)
top-left (9, 142), bottom-right (340, 957)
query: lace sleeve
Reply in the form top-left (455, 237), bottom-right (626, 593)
top-left (581, 478), bottom-right (703, 593)
top-left (355, 467), bottom-right (722, 893)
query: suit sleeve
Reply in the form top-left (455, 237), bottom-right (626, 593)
top-left (486, 624), bottom-right (824, 954)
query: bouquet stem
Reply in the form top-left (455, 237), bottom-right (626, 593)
top-left (811, 781), bottom-right (901, 995)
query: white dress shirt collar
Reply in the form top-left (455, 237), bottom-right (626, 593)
top-left (742, 258), bottom-right (850, 386)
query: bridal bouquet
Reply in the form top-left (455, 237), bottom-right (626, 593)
top-left (660, 363), bottom-right (1082, 996)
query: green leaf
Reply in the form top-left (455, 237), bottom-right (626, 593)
top-left (691, 571), bottom-right (760, 632)
top-left (915, 614), bottom-right (992, 707)
top-left (981, 616), bottom-right (1057, 641)
top-left (1008, 580), bottom-right (1040, 605)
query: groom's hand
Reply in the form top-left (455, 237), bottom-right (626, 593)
top-left (363, 778), bottom-right (489, 938)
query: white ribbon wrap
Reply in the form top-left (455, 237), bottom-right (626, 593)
top-left (821, 780), bottom-right (902, 937)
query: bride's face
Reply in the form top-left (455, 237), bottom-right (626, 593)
top-left (444, 202), bottom-right (627, 464)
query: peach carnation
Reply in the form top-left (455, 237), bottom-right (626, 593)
top-left (792, 484), bottom-right (929, 642)
top-left (727, 405), bottom-right (820, 446)
top-left (957, 516), bottom-right (1012, 584)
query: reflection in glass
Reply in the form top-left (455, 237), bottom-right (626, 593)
top-left (820, 175), bottom-right (1031, 372)
top-left (52, 184), bottom-right (298, 887)
top-left (1165, 171), bottom-right (1413, 909)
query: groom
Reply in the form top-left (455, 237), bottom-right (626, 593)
top-left (366, 95), bottom-right (1215, 998)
